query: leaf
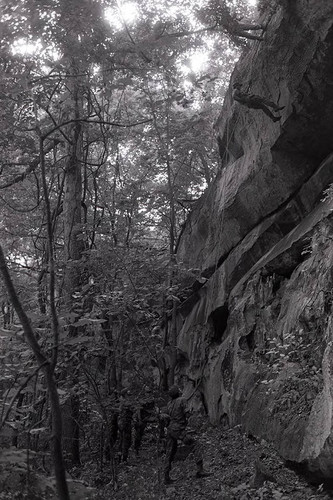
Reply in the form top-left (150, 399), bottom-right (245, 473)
top-left (72, 318), bottom-right (91, 327)
top-left (21, 387), bottom-right (36, 394)
top-left (64, 335), bottom-right (91, 345)
top-left (59, 312), bottom-right (78, 324)
top-left (57, 388), bottom-right (68, 396)
top-left (29, 427), bottom-right (47, 435)
top-left (5, 421), bottom-right (18, 430)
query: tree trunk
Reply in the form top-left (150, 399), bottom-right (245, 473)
top-left (61, 66), bottom-right (85, 466)
top-left (0, 245), bottom-right (70, 500)
top-left (167, 297), bottom-right (178, 387)
top-left (63, 118), bottom-right (84, 306)
top-left (166, 117), bottom-right (178, 386)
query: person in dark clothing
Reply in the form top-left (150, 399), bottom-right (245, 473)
top-left (198, 0), bottom-right (264, 42)
top-left (157, 411), bottom-right (168, 455)
top-left (163, 385), bottom-right (211, 484)
top-left (105, 410), bottom-right (119, 462)
top-left (219, 8), bottom-right (264, 41)
top-left (232, 82), bottom-right (285, 122)
top-left (118, 401), bottom-right (133, 462)
top-left (133, 399), bottom-right (155, 455)
top-left (2, 301), bottom-right (11, 329)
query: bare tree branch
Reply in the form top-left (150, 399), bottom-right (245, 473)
top-left (42, 117), bottom-right (153, 139)
top-left (0, 140), bottom-right (61, 190)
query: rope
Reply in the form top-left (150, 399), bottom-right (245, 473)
top-left (238, 4), bottom-right (278, 94)
top-left (213, 2), bottom-right (282, 261)
top-left (182, 112), bottom-right (241, 401)
top-left (183, 6), bottom-right (278, 398)
top-left (209, 110), bottom-right (241, 280)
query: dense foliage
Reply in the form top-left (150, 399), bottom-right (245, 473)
top-left (0, 0), bottom-right (258, 498)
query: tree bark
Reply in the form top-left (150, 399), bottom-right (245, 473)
top-left (165, 99), bottom-right (178, 387)
top-left (61, 64), bottom-right (85, 466)
top-left (63, 115), bottom-right (84, 306)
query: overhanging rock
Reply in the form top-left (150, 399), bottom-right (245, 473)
top-left (176, 0), bottom-right (333, 479)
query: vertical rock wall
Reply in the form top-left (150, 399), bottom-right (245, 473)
top-left (175, 0), bottom-right (333, 477)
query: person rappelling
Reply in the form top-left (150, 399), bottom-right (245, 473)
top-left (232, 82), bottom-right (285, 122)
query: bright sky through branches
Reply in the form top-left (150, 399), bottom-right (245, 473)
top-left (105, 0), bottom-right (257, 31)
top-left (11, 38), bottom-right (42, 56)
top-left (105, 2), bottom-right (139, 30)
top-left (104, 0), bottom-right (257, 73)
top-left (9, 0), bottom-right (257, 69)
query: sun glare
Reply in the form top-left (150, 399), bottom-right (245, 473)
top-left (11, 38), bottom-right (43, 56)
top-left (180, 50), bottom-right (208, 76)
top-left (190, 52), bottom-right (208, 73)
top-left (105, 2), bottom-right (139, 30)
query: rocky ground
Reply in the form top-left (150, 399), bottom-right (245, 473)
top-left (1, 323), bottom-right (332, 500)
top-left (1, 412), bottom-right (333, 499)
top-left (86, 417), bottom-right (333, 500)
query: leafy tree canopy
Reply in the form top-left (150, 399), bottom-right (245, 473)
top-left (0, 1), bottom-right (260, 496)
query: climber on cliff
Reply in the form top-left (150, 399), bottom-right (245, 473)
top-left (219, 13), bottom-right (265, 41)
top-left (162, 385), bottom-right (212, 484)
top-left (197, 0), bottom-right (265, 42)
top-left (232, 82), bottom-right (285, 122)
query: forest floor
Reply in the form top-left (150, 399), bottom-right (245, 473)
top-left (83, 417), bottom-right (333, 500)
top-left (1, 323), bottom-right (332, 500)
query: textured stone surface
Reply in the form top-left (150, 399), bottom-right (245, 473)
top-left (175, 0), bottom-right (333, 480)
top-left (178, 0), bottom-right (333, 275)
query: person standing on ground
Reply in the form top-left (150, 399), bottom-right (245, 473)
top-left (163, 385), bottom-right (211, 484)
top-left (118, 399), bottom-right (133, 462)
top-left (133, 398), bottom-right (155, 455)
top-left (2, 300), bottom-right (10, 329)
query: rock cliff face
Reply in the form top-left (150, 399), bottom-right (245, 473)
top-left (175, 0), bottom-right (333, 479)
